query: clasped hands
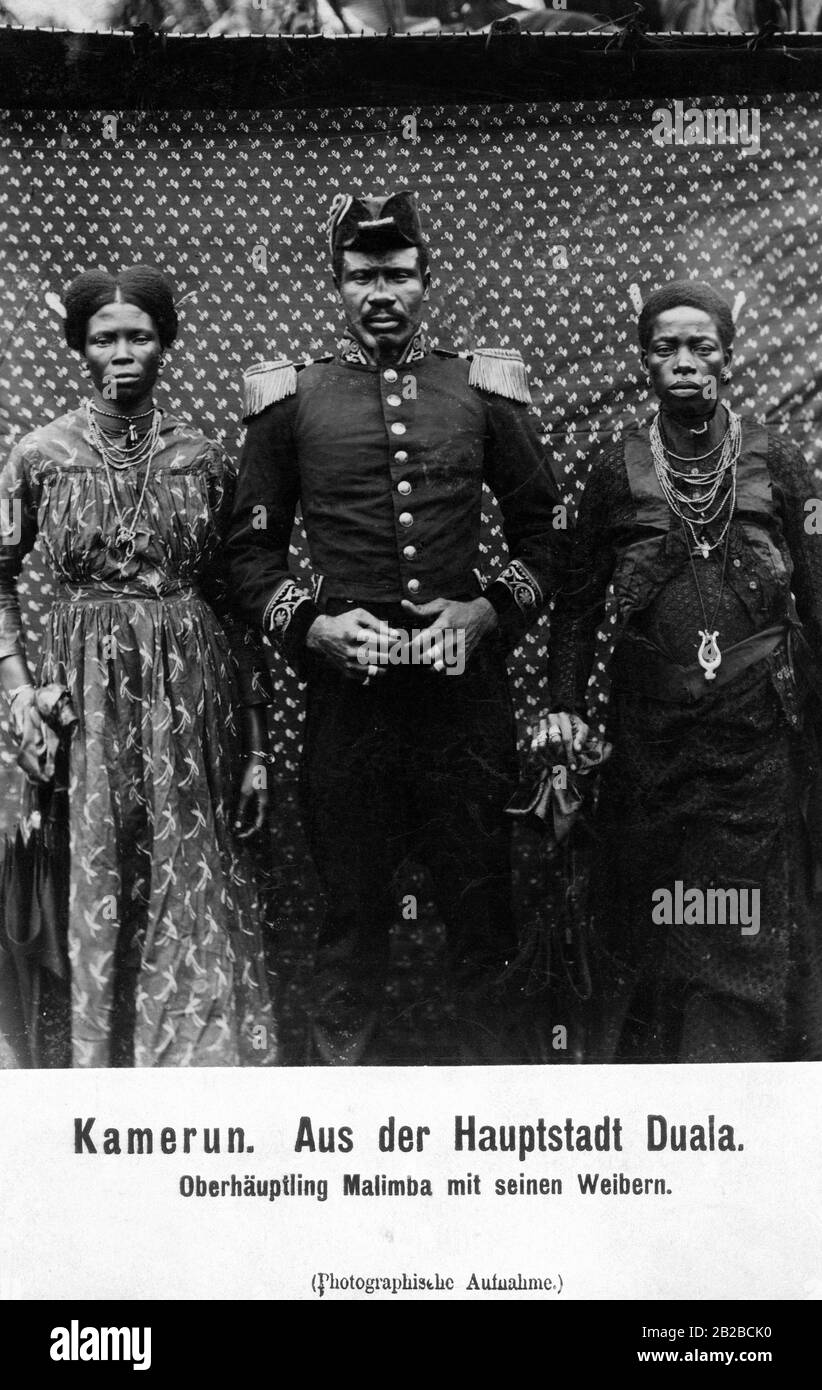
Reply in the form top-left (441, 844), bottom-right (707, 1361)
top-left (306, 596), bottom-right (497, 683)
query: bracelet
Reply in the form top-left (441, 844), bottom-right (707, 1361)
top-left (249, 749), bottom-right (275, 764)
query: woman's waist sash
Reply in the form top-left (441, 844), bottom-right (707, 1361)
top-left (610, 623), bottom-right (789, 704)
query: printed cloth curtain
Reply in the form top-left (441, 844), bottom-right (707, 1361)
top-left (1, 94), bottom-right (821, 805)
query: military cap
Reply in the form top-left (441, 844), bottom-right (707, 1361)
top-left (326, 191), bottom-right (427, 267)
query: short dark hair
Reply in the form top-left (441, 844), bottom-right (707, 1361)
top-left (64, 265), bottom-right (179, 352)
top-left (637, 280), bottom-right (735, 353)
top-left (333, 238), bottom-right (429, 287)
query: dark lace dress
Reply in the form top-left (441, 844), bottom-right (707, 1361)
top-left (548, 424), bottom-right (822, 1063)
top-left (0, 408), bottom-right (278, 1067)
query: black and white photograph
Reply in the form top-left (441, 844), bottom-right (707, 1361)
top-left (0, 3), bottom-right (821, 1326)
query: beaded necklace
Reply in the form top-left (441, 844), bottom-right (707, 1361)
top-left (649, 405), bottom-right (743, 681)
top-left (85, 400), bottom-right (163, 563)
top-left (650, 407), bottom-right (741, 561)
top-left (91, 404), bottom-right (155, 448)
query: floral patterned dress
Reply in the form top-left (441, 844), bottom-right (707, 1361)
top-left (0, 407), bottom-right (278, 1067)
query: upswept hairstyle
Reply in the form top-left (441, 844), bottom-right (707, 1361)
top-left (63, 266), bottom-right (178, 352)
top-left (637, 280), bottom-right (735, 354)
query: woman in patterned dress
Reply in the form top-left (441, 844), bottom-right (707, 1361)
top-left (539, 280), bottom-right (822, 1063)
top-left (0, 266), bottom-right (278, 1066)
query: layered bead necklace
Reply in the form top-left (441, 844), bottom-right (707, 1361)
top-left (649, 405), bottom-right (743, 681)
top-left (92, 404), bottom-right (155, 448)
top-left (85, 401), bottom-right (163, 563)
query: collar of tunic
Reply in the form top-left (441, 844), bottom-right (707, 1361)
top-left (336, 330), bottom-right (428, 369)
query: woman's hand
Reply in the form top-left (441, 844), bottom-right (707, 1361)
top-left (233, 753), bottom-right (270, 841)
top-left (235, 705), bottom-right (271, 840)
top-left (530, 711), bottom-right (590, 771)
top-left (9, 684), bottom-right (53, 784)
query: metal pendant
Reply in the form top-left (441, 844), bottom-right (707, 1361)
top-left (114, 522), bottom-right (136, 548)
top-left (697, 629), bottom-right (722, 681)
top-left (112, 522), bottom-right (137, 564)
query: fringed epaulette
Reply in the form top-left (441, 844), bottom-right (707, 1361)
top-left (468, 347), bottom-right (532, 405)
top-left (242, 358), bottom-right (299, 419)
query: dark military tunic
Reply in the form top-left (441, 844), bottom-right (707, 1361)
top-left (228, 333), bottom-right (567, 657)
top-left (227, 332), bottom-right (568, 1060)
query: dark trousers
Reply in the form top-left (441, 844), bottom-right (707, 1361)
top-left (299, 628), bottom-right (519, 1051)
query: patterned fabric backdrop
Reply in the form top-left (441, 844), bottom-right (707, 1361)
top-left (2, 95), bottom-right (822, 806)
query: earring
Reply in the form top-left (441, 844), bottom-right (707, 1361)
top-left (720, 368), bottom-right (732, 384)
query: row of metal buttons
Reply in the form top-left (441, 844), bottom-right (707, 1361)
top-left (385, 368), bottom-right (420, 593)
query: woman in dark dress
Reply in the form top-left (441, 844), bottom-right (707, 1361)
top-left (0, 266), bottom-right (277, 1066)
top-left (541, 280), bottom-right (822, 1063)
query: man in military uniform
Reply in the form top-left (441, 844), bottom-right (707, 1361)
top-left (227, 190), bottom-right (569, 1063)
